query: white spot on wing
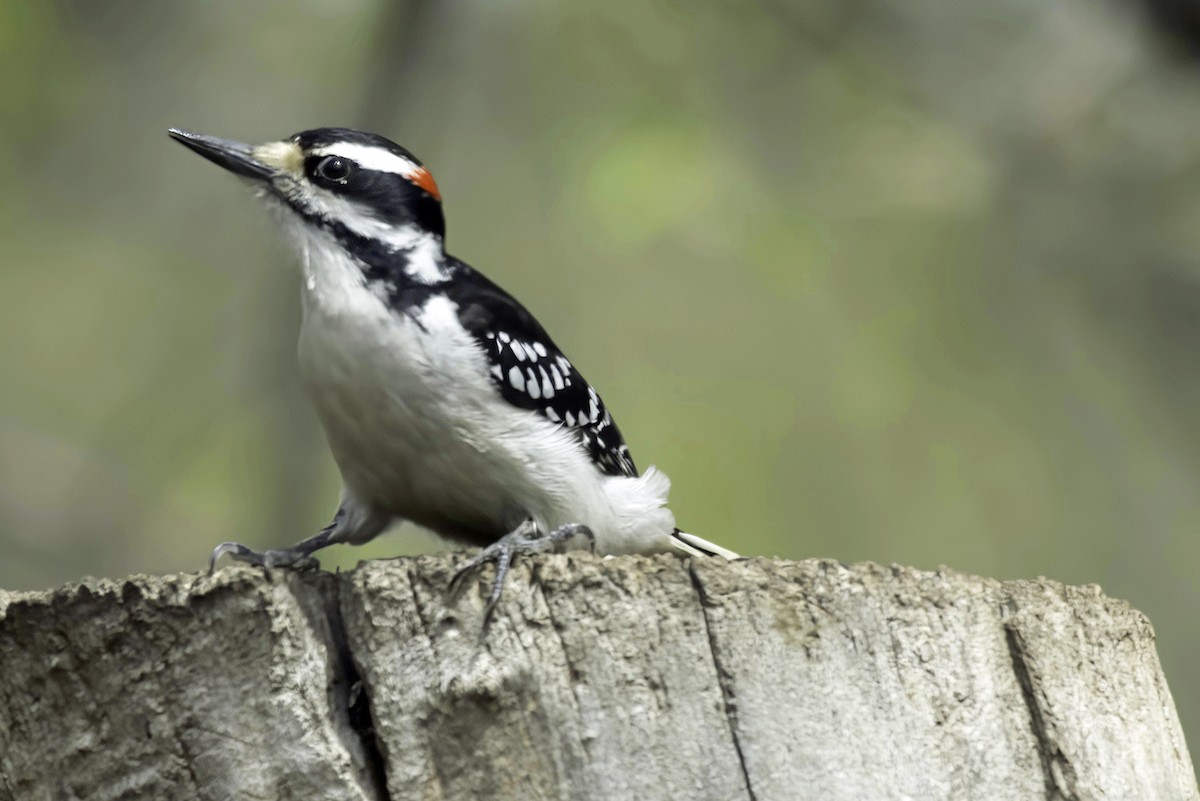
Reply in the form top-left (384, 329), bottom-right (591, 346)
top-left (508, 366), bottom-right (525, 392)
top-left (527, 368), bottom-right (541, 399)
top-left (539, 367), bottom-right (553, 397)
top-left (533, 342), bottom-right (547, 357)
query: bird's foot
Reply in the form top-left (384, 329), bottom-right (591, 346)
top-left (208, 515), bottom-right (342, 575)
top-left (208, 541), bottom-right (320, 575)
top-left (448, 519), bottom-right (594, 628)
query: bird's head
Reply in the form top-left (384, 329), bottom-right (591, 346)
top-left (168, 127), bottom-right (446, 246)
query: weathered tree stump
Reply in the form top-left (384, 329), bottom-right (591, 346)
top-left (0, 554), bottom-right (1194, 800)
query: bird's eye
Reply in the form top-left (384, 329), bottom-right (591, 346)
top-left (315, 156), bottom-right (352, 183)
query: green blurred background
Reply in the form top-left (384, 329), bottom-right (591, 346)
top-left (1, 0), bottom-right (1197, 763)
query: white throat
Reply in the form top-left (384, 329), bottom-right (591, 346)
top-left (282, 216), bottom-right (378, 319)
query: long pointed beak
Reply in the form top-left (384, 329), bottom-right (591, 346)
top-left (168, 128), bottom-right (274, 180)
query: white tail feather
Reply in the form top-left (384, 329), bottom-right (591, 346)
top-left (670, 529), bottom-right (740, 560)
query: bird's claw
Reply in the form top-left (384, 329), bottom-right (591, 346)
top-left (208, 541), bottom-right (320, 575)
top-left (448, 519), bottom-right (594, 629)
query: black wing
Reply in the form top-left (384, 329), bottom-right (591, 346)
top-left (447, 264), bottom-right (638, 478)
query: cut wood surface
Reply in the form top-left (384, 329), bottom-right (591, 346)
top-left (0, 554), bottom-right (1194, 800)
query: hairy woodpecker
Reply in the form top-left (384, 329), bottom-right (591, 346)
top-left (168, 127), bottom-right (736, 611)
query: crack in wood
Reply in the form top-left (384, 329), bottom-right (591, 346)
top-left (298, 575), bottom-right (393, 801)
top-left (688, 560), bottom-right (759, 801)
top-left (1004, 620), bottom-right (1079, 801)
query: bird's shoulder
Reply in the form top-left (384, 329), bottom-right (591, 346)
top-left (441, 258), bottom-right (638, 479)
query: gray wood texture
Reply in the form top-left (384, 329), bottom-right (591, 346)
top-left (0, 554), bottom-right (1195, 800)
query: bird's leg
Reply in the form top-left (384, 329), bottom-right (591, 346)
top-left (209, 507), bottom-right (347, 574)
top-left (449, 518), bottom-right (594, 626)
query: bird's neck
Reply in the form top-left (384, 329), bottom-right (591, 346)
top-left (375, 226), bottom-right (449, 285)
top-left (286, 216), bottom-right (454, 320)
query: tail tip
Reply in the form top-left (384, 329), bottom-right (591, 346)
top-left (670, 529), bottom-right (740, 560)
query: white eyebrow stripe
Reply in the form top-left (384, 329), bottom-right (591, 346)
top-left (310, 143), bottom-right (421, 177)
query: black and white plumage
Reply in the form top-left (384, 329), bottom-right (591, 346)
top-left (167, 126), bottom-right (736, 591)
top-left (452, 271), bottom-right (637, 479)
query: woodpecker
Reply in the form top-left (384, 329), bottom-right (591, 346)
top-left (168, 127), bottom-right (736, 612)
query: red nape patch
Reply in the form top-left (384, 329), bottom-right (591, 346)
top-left (410, 167), bottom-right (441, 201)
